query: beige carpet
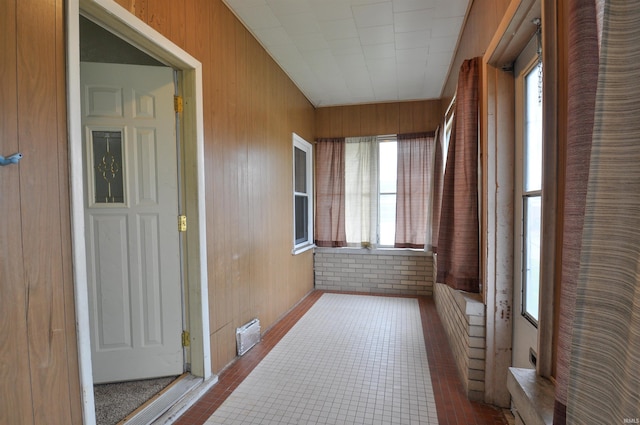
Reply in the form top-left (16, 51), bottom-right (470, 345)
top-left (94, 375), bottom-right (178, 425)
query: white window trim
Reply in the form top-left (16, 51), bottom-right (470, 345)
top-left (292, 133), bottom-right (315, 255)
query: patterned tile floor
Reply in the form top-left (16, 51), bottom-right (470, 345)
top-left (175, 291), bottom-right (509, 425)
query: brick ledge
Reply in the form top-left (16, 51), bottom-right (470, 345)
top-left (315, 247), bottom-right (431, 257)
top-left (507, 368), bottom-right (554, 425)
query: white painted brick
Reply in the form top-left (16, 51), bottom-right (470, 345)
top-left (469, 359), bottom-right (486, 371)
top-left (468, 325), bottom-right (485, 338)
top-left (434, 281), bottom-right (486, 401)
top-left (314, 250), bottom-right (433, 296)
top-left (469, 347), bottom-right (486, 360)
top-left (469, 369), bottom-right (485, 381)
top-left (468, 315), bottom-right (485, 326)
top-left (468, 380), bottom-right (485, 392)
top-left (469, 336), bottom-right (485, 349)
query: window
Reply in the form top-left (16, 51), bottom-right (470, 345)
top-left (344, 136), bottom-right (397, 247)
top-left (292, 133), bottom-right (314, 254)
top-left (377, 138), bottom-right (397, 246)
top-left (519, 62), bottom-right (542, 325)
top-left (522, 61), bottom-right (543, 324)
top-left (90, 130), bottom-right (125, 204)
top-left (512, 34), bottom-right (543, 369)
top-left (318, 133), bottom-right (433, 249)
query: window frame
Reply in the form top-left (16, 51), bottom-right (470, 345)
top-left (292, 133), bottom-right (314, 255)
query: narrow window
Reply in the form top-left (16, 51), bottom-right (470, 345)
top-left (522, 61), bottom-right (543, 324)
top-left (377, 138), bottom-right (397, 246)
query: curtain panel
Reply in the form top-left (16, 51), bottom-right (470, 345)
top-left (564, 1), bottom-right (640, 423)
top-left (315, 138), bottom-right (347, 247)
top-left (436, 57), bottom-right (481, 293)
top-left (345, 136), bottom-right (378, 247)
top-left (553, 0), bottom-right (600, 422)
top-left (394, 132), bottom-right (435, 249)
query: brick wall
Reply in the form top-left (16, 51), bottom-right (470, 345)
top-left (314, 248), bottom-right (433, 296)
top-left (434, 282), bottom-right (486, 401)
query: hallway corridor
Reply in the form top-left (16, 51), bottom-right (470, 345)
top-left (175, 292), bottom-right (509, 425)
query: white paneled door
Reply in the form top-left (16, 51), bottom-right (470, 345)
top-left (81, 62), bottom-right (183, 383)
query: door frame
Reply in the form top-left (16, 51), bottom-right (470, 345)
top-left (481, 0), bottom-right (541, 407)
top-left (66, 0), bottom-right (211, 423)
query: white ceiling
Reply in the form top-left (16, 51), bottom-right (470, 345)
top-left (223, 0), bottom-right (472, 107)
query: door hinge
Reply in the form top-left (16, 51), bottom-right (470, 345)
top-left (182, 330), bottom-right (190, 347)
top-left (174, 95), bottom-right (183, 113)
top-left (178, 215), bottom-right (187, 232)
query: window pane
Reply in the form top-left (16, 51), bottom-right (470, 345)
top-left (524, 63), bottom-right (543, 192)
top-left (295, 195), bottom-right (308, 244)
top-left (379, 141), bottom-right (397, 193)
top-left (294, 147), bottom-right (307, 193)
top-left (523, 195), bottom-right (541, 322)
top-left (93, 130), bottom-right (125, 204)
top-left (379, 194), bottom-right (396, 246)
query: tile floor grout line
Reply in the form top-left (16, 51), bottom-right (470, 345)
top-left (174, 291), bottom-right (509, 425)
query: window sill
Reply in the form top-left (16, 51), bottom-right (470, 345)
top-left (315, 246), bottom-right (431, 257)
top-left (292, 243), bottom-right (315, 255)
top-left (507, 368), bottom-right (554, 425)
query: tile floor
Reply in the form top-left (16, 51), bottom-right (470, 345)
top-left (175, 291), bottom-right (509, 425)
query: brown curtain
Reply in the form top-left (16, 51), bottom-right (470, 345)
top-left (436, 57), bottom-right (480, 293)
top-left (394, 132), bottom-right (435, 249)
top-left (563, 1), bottom-right (640, 422)
top-left (431, 122), bottom-right (445, 252)
top-left (315, 138), bottom-right (347, 247)
top-left (553, 0), bottom-right (599, 422)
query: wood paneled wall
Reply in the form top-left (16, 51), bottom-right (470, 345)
top-left (2, 0), bottom-right (315, 422)
top-left (315, 100), bottom-right (442, 138)
top-left (0, 0), bottom-right (559, 422)
top-left (0, 0), bottom-right (81, 424)
top-left (112, 0), bottom-right (316, 373)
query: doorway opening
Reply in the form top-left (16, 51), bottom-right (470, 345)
top-left (67, 1), bottom-right (213, 424)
